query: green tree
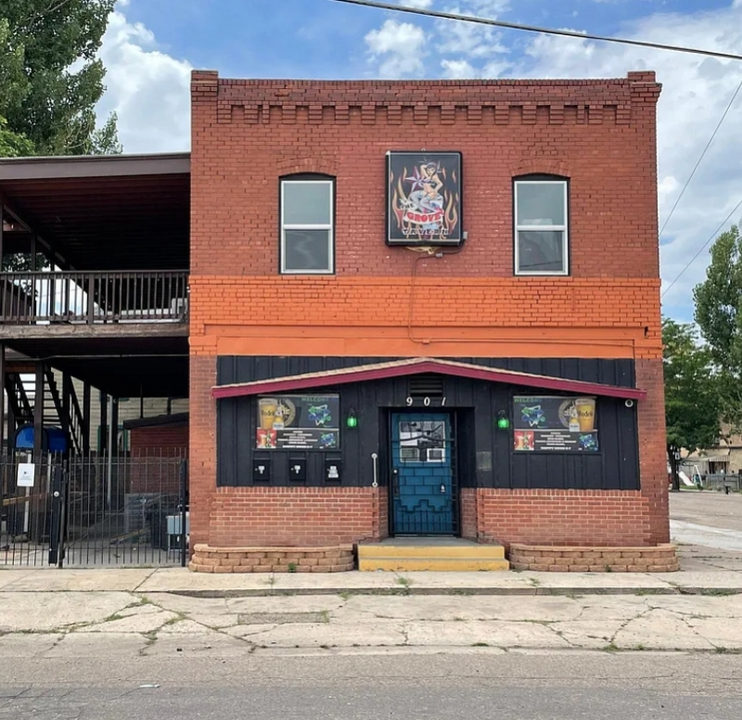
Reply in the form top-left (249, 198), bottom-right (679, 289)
top-left (0, 1), bottom-right (120, 156)
top-left (0, 115), bottom-right (34, 157)
top-left (693, 225), bottom-right (742, 429)
top-left (662, 318), bottom-right (721, 492)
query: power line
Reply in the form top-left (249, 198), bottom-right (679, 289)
top-left (328, 0), bottom-right (742, 62)
top-left (662, 197), bottom-right (742, 299)
top-left (659, 78), bottom-right (742, 240)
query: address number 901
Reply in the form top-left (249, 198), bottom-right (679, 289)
top-left (405, 396), bottom-right (446, 407)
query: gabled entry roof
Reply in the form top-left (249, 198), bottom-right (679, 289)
top-left (212, 357), bottom-right (646, 400)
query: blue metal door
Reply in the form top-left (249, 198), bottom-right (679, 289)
top-left (390, 413), bottom-right (455, 535)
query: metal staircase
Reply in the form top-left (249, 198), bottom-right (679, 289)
top-left (3, 370), bottom-right (85, 454)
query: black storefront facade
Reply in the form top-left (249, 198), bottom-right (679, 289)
top-left (213, 356), bottom-right (645, 539)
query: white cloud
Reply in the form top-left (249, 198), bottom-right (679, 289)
top-left (363, 1), bottom-right (742, 320)
top-left (95, 5), bottom-right (192, 153)
top-left (365, 19), bottom-right (428, 77)
top-left (512, 6), bottom-right (742, 319)
top-left (441, 58), bottom-right (476, 77)
top-left (364, 1), bottom-right (510, 78)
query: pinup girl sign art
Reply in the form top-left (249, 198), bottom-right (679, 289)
top-left (386, 151), bottom-right (462, 246)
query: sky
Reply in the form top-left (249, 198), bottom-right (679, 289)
top-left (96, 0), bottom-right (742, 322)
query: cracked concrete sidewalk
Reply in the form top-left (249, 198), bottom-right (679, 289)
top-left (2, 588), bottom-right (742, 657)
top-left (1, 492), bottom-right (741, 656)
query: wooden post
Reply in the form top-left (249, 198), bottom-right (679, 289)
top-left (110, 397), bottom-right (119, 458)
top-left (0, 343), bottom-right (5, 456)
top-left (98, 392), bottom-right (107, 455)
top-left (62, 372), bottom-right (72, 453)
top-left (30, 234), bottom-right (37, 271)
top-left (34, 361), bottom-right (44, 461)
top-left (0, 191), bottom-right (4, 267)
top-left (82, 383), bottom-right (91, 455)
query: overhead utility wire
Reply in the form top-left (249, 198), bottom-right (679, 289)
top-left (330, 0), bottom-right (742, 297)
top-left (659, 78), bottom-right (742, 240)
top-left (328, 0), bottom-right (742, 62)
top-left (662, 196), bottom-right (742, 298)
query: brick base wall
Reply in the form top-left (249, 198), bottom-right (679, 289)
top-left (190, 544), bottom-right (354, 573)
top-left (460, 488), bottom-right (652, 547)
top-left (208, 486), bottom-right (386, 547)
top-left (509, 543), bottom-right (679, 572)
top-left (461, 487), bottom-right (477, 540)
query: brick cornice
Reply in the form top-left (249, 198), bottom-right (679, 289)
top-left (199, 72), bottom-right (661, 127)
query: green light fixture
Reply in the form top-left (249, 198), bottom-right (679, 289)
top-left (496, 411), bottom-right (510, 430)
top-left (346, 409), bottom-right (358, 428)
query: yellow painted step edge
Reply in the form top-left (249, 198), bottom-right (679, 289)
top-left (359, 559), bottom-right (511, 572)
top-left (357, 545), bottom-right (506, 559)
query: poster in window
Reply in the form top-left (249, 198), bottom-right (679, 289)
top-left (513, 396), bottom-right (599, 452)
top-left (386, 151), bottom-right (462, 246)
top-left (256, 395), bottom-right (340, 450)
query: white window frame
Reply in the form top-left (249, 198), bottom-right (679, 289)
top-left (514, 179), bottom-right (569, 276)
top-left (280, 178), bottom-right (334, 275)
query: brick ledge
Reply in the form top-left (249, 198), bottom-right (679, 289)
top-left (509, 543), bottom-right (679, 573)
top-left (189, 543), bottom-right (354, 573)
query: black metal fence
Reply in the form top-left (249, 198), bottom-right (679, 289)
top-left (1, 454), bottom-right (188, 567)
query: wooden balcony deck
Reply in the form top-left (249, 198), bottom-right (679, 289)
top-left (0, 270), bottom-right (188, 338)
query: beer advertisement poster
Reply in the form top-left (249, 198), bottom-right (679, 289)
top-left (386, 151), bottom-right (462, 246)
top-left (256, 394), bottom-right (340, 450)
top-left (513, 396), bottom-right (599, 452)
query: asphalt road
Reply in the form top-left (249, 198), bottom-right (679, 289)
top-left (670, 491), bottom-right (742, 532)
top-left (1, 652), bottom-right (740, 720)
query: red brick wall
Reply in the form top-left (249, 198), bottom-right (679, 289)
top-left (189, 71), bottom-right (668, 551)
top-left (127, 425), bottom-right (187, 494)
top-left (189, 355), bottom-right (217, 549)
top-left (189, 71), bottom-right (663, 364)
top-left (636, 358), bottom-right (670, 544)
top-left (129, 424), bottom-right (188, 457)
top-left (462, 488), bottom-right (651, 547)
top-left (191, 72), bottom-right (660, 279)
top-left (209, 487), bottom-right (386, 546)
top-left (461, 487), bottom-right (477, 541)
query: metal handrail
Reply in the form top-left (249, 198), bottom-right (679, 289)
top-left (0, 270), bottom-right (189, 325)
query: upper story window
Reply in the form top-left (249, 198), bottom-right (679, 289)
top-left (514, 177), bottom-right (569, 276)
top-left (280, 176), bottom-right (334, 274)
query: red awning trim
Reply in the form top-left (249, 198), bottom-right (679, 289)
top-left (212, 357), bottom-right (646, 401)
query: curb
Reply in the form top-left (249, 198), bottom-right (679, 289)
top-left (161, 585), bottom-right (742, 598)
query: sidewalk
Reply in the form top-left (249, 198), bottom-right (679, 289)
top-left (1, 558), bottom-right (742, 657)
top-left (2, 541), bottom-right (742, 656)
top-left (1, 544), bottom-right (742, 596)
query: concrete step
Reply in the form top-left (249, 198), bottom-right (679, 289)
top-left (359, 557), bottom-right (510, 572)
top-left (358, 541), bottom-right (509, 572)
top-left (358, 543), bottom-right (506, 560)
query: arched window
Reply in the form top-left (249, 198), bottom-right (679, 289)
top-left (280, 173), bottom-right (335, 274)
top-left (513, 174), bottom-right (569, 276)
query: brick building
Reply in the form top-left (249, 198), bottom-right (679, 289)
top-left (188, 70), bottom-right (676, 572)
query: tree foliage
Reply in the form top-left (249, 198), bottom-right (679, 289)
top-left (0, 1), bottom-right (120, 156)
top-left (0, 114), bottom-right (34, 157)
top-left (693, 225), bottom-right (742, 429)
top-left (662, 318), bottom-right (721, 490)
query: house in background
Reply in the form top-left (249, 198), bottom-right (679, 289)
top-left (188, 70), bottom-right (677, 573)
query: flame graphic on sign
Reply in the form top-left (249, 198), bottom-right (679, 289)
top-left (390, 162), bottom-right (459, 241)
